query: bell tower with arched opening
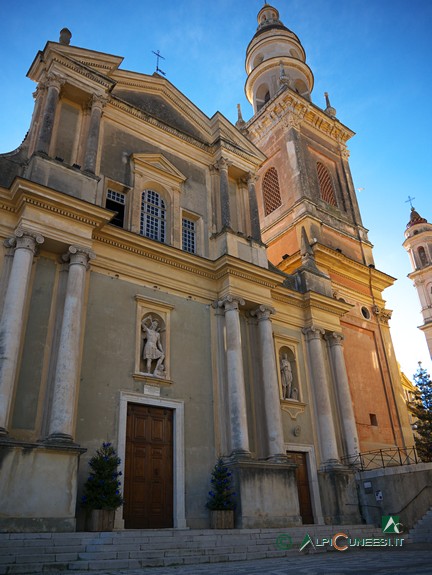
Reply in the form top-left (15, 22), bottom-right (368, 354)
top-left (403, 207), bottom-right (432, 357)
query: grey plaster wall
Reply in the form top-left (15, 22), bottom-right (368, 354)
top-left (77, 271), bottom-right (215, 528)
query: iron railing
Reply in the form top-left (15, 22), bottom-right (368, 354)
top-left (341, 446), bottom-right (419, 471)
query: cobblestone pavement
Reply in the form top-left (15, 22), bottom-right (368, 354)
top-left (68, 547), bottom-right (432, 575)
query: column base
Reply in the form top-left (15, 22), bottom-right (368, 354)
top-left (319, 458), bottom-right (343, 471)
top-left (265, 453), bottom-right (289, 463)
top-left (44, 433), bottom-right (78, 447)
top-left (228, 449), bottom-right (252, 462)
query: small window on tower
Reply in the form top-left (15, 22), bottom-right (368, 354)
top-left (369, 413), bottom-right (378, 427)
top-left (106, 189), bottom-right (126, 228)
top-left (418, 246), bottom-right (428, 267)
top-left (262, 167), bottom-right (282, 216)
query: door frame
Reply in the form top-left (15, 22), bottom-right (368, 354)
top-left (285, 443), bottom-right (324, 525)
top-left (116, 391), bottom-right (186, 529)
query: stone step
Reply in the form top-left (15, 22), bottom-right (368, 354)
top-left (0, 525), bottom-right (390, 574)
top-left (407, 506), bottom-right (432, 543)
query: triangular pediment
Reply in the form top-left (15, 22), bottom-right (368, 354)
top-left (112, 70), bottom-right (212, 143)
top-left (132, 154), bottom-right (187, 184)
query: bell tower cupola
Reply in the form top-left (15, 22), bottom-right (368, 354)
top-left (245, 3), bottom-right (314, 114)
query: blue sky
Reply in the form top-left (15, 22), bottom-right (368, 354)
top-left (1, 0), bottom-right (431, 379)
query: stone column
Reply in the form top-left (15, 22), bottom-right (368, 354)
top-left (247, 173), bottom-right (261, 242)
top-left (217, 158), bottom-right (231, 230)
top-left (35, 73), bottom-right (64, 155)
top-left (253, 305), bottom-right (285, 460)
top-left (326, 332), bottom-right (359, 459)
top-left (47, 246), bottom-right (94, 442)
top-left (83, 94), bottom-right (107, 174)
top-left (303, 326), bottom-right (339, 466)
top-left (0, 229), bottom-right (44, 435)
top-left (218, 295), bottom-right (250, 458)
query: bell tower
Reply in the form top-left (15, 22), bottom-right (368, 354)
top-left (241, 3), bottom-right (414, 454)
top-left (403, 207), bottom-right (432, 357)
top-left (243, 4), bottom-right (372, 269)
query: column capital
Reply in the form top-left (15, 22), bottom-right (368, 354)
top-left (6, 228), bottom-right (45, 254)
top-left (302, 325), bottom-right (325, 341)
top-left (214, 157), bottom-right (231, 172)
top-left (326, 332), bottom-right (344, 347)
top-left (45, 72), bottom-right (66, 92)
top-left (90, 93), bottom-right (109, 112)
top-left (62, 245), bottom-right (96, 268)
top-left (217, 294), bottom-right (245, 312)
top-left (251, 304), bottom-right (275, 322)
top-left (247, 171), bottom-right (259, 185)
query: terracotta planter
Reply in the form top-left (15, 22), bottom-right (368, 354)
top-left (86, 509), bottom-right (116, 532)
top-left (210, 509), bottom-right (235, 529)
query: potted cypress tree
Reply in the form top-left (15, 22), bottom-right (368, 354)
top-left (206, 458), bottom-right (236, 529)
top-left (81, 442), bottom-right (124, 531)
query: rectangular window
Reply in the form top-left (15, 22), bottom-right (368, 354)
top-left (182, 217), bottom-right (196, 254)
top-left (106, 189), bottom-right (126, 228)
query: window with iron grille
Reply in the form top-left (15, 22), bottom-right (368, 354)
top-left (262, 167), bottom-right (282, 216)
top-left (316, 162), bottom-right (337, 207)
top-left (140, 190), bottom-right (166, 243)
top-left (182, 218), bottom-right (196, 254)
top-left (106, 189), bottom-right (126, 228)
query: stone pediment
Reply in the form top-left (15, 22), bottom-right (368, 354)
top-left (132, 154), bottom-right (187, 185)
top-left (27, 42), bottom-right (124, 83)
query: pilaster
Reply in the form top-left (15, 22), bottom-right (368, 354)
top-left (0, 229), bottom-right (44, 435)
top-left (252, 305), bottom-right (286, 460)
top-left (46, 246), bottom-right (95, 443)
top-left (35, 73), bottom-right (64, 156)
top-left (326, 332), bottom-right (359, 459)
top-left (303, 325), bottom-right (339, 467)
top-left (217, 295), bottom-right (250, 458)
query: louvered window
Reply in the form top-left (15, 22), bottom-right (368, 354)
top-left (317, 162), bottom-right (337, 206)
top-left (262, 167), bottom-right (282, 216)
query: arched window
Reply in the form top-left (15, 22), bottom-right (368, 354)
top-left (316, 162), bottom-right (337, 207)
top-left (256, 83), bottom-right (271, 111)
top-left (418, 246), bottom-right (428, 267)
top-left (262, 167), bottom-right (282, 216)
top-left (140, 189), bottom-right (166, 243)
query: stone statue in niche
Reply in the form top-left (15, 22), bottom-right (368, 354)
top-left (280, 353), bottom-right (293, 399)
top-left (141, 315), bottom-right (165, 377)
top-left (280, 351), bottom-right (299, 401)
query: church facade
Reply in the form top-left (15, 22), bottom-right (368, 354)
top-left (0, 5), bottom-right (414, 532)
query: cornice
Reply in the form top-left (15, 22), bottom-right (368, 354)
top-left (303, 291), bottom-right (353, 318)
top-left (93, 230), bottom-right (215, 279)
top-left (1, 178), bottom-right (112, 229)
top-left (314, 244), bottom-right (395, 288)
top-left (246, 87), bottom-right (354, 148)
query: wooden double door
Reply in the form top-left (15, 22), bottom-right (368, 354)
top-left (286, 451), bottom-right (314, 524)
top-left (124, 404), bottom-right (173, 529)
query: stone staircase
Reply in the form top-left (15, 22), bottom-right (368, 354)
top-left (0, 524), bottom-right (385, 574)
top-left (407, 507), bottom-right (432, 544)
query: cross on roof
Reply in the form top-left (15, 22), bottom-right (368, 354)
top-left (405, 196), bottom-right (416, 209)
top-left (152, 50), bottom-right (166, 76)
